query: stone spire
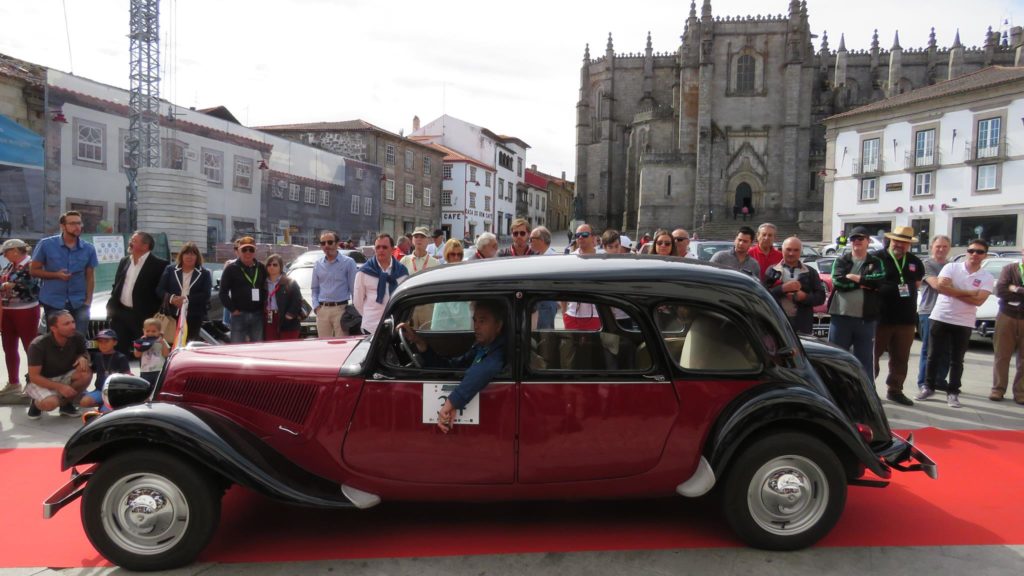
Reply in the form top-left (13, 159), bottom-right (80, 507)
top-left (702, 0), bottom-right (712, 21)
top-left (985, 25), bottom-right (997, 64)
top-left (689, 0), bottom-right (697, 20)
top-left (870, 29), bottom-right (880, 81)
top-left (888, 31), bottom-right (903, 97)
top-left (789, 0), bottom-right (800, 16)
top-left (583, 43), bottom-right (590, 62)
top-left (834, 33), bottom-right (848, 87)
top-left (838, 33), bottom-right (846, 52)
top-left (606, 32), bottom-right (614, 53)
top-left (800, 0), bottom-right (808, 19)
top-left (871, 29), bottom-right (879, 52)
top-left (821, 30), bottom-right (829, 53)
top-left (928, 27), bottom-right (937, 50)
top-left (927, 28), bottom-right (938, 84)
top-left (949, 29), bottom-right (965, 79)
top-left (646, 31), bottom-right (653, 53)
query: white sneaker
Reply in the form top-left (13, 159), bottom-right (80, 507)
top-left (947, 393), bottom-right (961, 408)
top-left (915, 387), bottom-right (935, 401)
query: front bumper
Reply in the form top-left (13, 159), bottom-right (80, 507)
top-left (42, 464), bottom-right (96, 519)
top-left (856, 432), bottom-right (937, 487)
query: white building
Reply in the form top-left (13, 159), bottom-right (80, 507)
top-left (416, 140), bottom-right (494, 241)
top-left (523, 169), bottom-right (549, 228)
top-left (411, 114), bottom-right (529, 240)
top-left (823, 66), bottom-right (1024, 253)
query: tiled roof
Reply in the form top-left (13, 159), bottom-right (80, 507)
top-left (524, 170), bottom-right (548, 188)
top-left (258, 119), bottom-right (442, 153)
top-left (826, 66), bottom-right (1024, 122)
top-left (0, 53), bottom-right (45, 85)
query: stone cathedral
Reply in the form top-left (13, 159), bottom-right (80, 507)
top-left (574, 0), bottom-right (1023, 237)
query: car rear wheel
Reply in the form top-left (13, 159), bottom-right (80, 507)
top-left (81, 449), bottom-right (222, 571)
top-left (722, 432), bottom-right (846, 550)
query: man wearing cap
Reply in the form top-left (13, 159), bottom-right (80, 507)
top-left (426, 229), bottom-right (446, 263)
top-left (499, 218), bottom-right (535, 257)
top-left (30, 210), bottom-right (98, 333)
top-left (401, 227), bottom-right (441, 273)
top-left (749, 223), bottom-right (784, 281)
top-left (827, 226), bottom-right (887, 381)
top-left (108, 231), bottom-right (168, 356)
top-left (873, 226), bottom-right (925, 406)
top-left (79, 329), bottom-right (131, 412)
top-left (218, 236), bottom-right (267, 343)
top-left (311, 230), bottom-right (357, 338)
top-left (990, 245), bottom-right (1024, 404)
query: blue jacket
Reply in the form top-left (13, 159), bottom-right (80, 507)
top-left (423, 335), bottom-right (507, 409)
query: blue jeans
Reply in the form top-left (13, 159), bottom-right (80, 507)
top-left (828, 315), bottom-right (877, 382)
top-left (917, 314), bottom-right (949, 390)
top-left (536, 301), bottom-right (557, 330)
top-left (229, 310), bottom-right (264, 343)
top-left (42, 303), bottom-right (91, 337)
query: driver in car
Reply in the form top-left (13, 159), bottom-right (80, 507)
top-left (398, 300), bottom-right (506, 434)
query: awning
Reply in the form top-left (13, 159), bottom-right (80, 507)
top-left (0, 114), bottom-right (43, 168)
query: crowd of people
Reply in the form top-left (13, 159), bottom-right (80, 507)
top-left (1, 209), bottom-right (1020, 422)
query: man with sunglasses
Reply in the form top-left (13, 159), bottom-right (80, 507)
top-left (311, 230), bottom-right (357, 338)
top-left (218, 237), bottom-right (267, 343)
top-left (918, 239), bottom-right (994, 408)
top-left (562, 224), bottom-right (603, 330)
top-left (499, 218), bottom-right (536, 257)
top-left (827, 226), bottom-right (886, 382)
top-left (672, 229), bottom-right (691, 258)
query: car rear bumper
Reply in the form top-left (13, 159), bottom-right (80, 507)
top-left (855, 431), bottom-right (937, 487)
top-left (42, 464), bottom-right (96, 519)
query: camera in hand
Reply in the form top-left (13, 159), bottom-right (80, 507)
top-left (133, 336), bottom-right (158, 352)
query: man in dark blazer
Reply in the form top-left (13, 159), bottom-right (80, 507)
top-left (108, 231), bottom-right (168, 354)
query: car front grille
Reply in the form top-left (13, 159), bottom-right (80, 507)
top-left (183, 376), bottom-right (318, 425)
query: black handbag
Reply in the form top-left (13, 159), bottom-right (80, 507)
top-left (341, 305), bottom-right (362, 334)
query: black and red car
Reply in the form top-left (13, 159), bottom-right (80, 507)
top-left (44, 255), bottom-right (935, 571)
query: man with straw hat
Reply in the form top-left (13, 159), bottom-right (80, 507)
top-left (874, 226), bottom-right (925, 406)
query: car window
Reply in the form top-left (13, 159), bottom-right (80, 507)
top-left (383, 298), bottom-right (509, 373)
top-left (654, 303), bottom-right (760, 372)
top-left (529, 298), bottom-right (651, 372)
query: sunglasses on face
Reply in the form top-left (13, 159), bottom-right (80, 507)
top-left (512, 230), bottom-right (529, 237)
top-left (240, 246), bottom-right (256, 253)
top-left (575, 231), bottom-right (591, 239)
top-left (673, 236), bottom-right (689, 242)
top-left (320, 240), bottom-right (336, 246)
top-left (447, 252), bottom-right (464, 259)
top-left (966, 248), bottom-right (987, 255)
top-left (655, 241), bottom-right (673, 246)
top-left (849, 236), bottom-right (867, 242)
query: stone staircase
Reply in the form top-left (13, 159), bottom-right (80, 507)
top-left (693, 219), bottom-right (809, 242)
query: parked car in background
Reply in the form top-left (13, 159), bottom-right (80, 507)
top-left (821, 237), bottom-right (884, 256)
top-left (774, 243), bottom-right (822, 263)
top-left (804, 258), bottom-right (835, 339)
top-left (286, 248), bottom-right (367, 272)
top-left (45, 255), bottom-right (935, 570)
top-left (973, 256), bottom-right (1017, 343)
top-left (685, 240), bottom-right (733, 261)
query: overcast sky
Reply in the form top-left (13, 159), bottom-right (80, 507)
top-left (1, 0), bottom-right (1019, 177)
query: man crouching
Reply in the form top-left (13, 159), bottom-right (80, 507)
top-left (25, 310), bottom-right (92, 419)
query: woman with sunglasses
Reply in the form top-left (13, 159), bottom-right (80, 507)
top-left (263, 254), bottom-right (304, 341)
top-left (157, 242), bottom-right (212, 346)
top-left (645, 229), bottom-right (679, 257)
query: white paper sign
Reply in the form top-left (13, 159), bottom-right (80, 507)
top-left (93, 235), bottom-right (125, 264)
top-left (422, 383), bottom-right (480, 425)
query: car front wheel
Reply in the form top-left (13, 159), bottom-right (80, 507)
top-left (722, 432), bottom-right (846, 550)
top-left (81, 449), bottom-right (222, 571)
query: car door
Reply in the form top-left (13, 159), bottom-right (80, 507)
top-left (518, 294), bottom-right (679, 483)
top-left (341, 296), bottom-right (516, 484)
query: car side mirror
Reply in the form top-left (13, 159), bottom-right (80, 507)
top-left (381, 317), bottom-right (394, 338)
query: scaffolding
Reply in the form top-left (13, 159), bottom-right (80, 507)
top-left (126, 0), bottom-right (160, 232)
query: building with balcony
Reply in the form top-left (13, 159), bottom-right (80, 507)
top-left (822, 66), bottom-right (1024, 253)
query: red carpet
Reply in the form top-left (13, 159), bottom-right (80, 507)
top-left (2, 428), bottom-right (1023, 568)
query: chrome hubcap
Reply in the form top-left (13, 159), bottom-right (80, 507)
top-left (100, 473), bottom-right (190, 555)
top-left (747, 455), bottom-right (828, 535)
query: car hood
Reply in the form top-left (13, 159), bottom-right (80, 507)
top-left (167, 337), bottom-right (367, 378)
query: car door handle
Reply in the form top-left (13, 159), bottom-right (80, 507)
top-left (372, 372), bottom-right (394, 380)
top-left (643, 374), bottom-right (666, 382)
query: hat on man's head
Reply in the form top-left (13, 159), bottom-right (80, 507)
top-left (848, 226), bottom-right (871, 239)
top-left (432, 229), bottom-right (444, 238)
top-left (884, 225), bottom-right (919, 243)
top-left (619, 235), bottom-right (633, 249)
top-left (0, 239), bottom-right (28, 252)
top-left (412, 226), bottom-right (430, 237)
top-left (95, 329), bottom-right (118, 340)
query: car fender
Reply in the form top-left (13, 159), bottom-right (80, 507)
top-left (62, 402), bottom-right (354, 509)
top-left (707, 384), bottom-right (888, 479)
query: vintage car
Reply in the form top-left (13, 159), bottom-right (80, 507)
top-left (43, 255), bottom-right (935, 571)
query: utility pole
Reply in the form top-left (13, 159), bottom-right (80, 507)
top-left (126, 0), bottom-right (160, 232)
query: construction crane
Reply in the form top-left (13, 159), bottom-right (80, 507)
top-left (126, 0), bottom-right (160, 232)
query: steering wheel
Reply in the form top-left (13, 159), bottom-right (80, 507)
top-left (397, 324), bottom-right (424, 368)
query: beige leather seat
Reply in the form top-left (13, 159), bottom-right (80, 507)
top-left (679, 314), bottom-right (757, 371)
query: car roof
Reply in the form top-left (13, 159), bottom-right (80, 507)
top-left (396, 254), bottom-right (762, 296)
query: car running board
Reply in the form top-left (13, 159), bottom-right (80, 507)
top-left (342, 484), bottom-right (382, 509)
top-left (676, 456), bottom-right (716, 497)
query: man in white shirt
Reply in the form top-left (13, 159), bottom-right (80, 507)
top-left (108, 231), bottom-right (168, 355)
top-left (562, 224), bottom-right (603, 330)
top-left (353, 234), bottom-right (409, 335)
top-left (918, 238), bottom-right (995, 408)
top-left (426, 229), bottom-right (446, 263)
